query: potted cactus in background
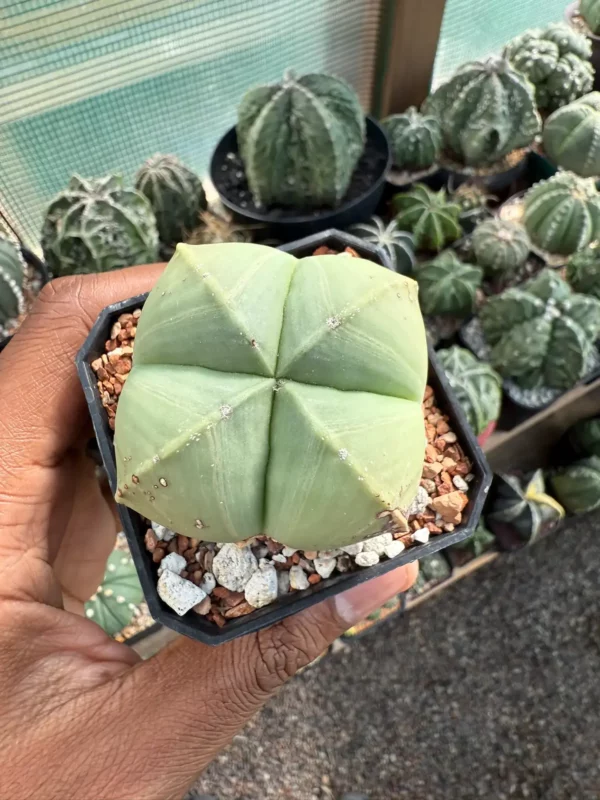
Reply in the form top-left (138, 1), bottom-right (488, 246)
top-left (565, 1), bottom-right (600, 90)
top-left (451, 182), bottom-right (496, 232)
top-left (392, 184), bottom-right (462, 252)
top-left (471, 218), bottom-right (531, 286)
top-left (566, 245), bottom-right (600, 297)
top-left (381, 106), bottom-right (442, 187)
top-left (568, 415), bottom-right (600, 457)
top-left (550, 457), bottom-right (600, 514)
top-left (542, 92), bottom-right (600, 176)
top-left (347, 216), bottom-right (416, 274)
top-left (416, 251), bottom-right (482, 319)
top-left (84, 549), bottom-right (144, 637)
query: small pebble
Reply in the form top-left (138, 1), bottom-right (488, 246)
top-left (336, 555), bottom-right (352, 572)
top-left (355, 551), bottom-right (380, 568)
top-left (282, 547), bottom-right (298, 557)
top-left (212, 543), bottom-right (258, 592)
top-left (199, 572), bottom-right (216, 595)
top-left (193, 596), bottom-right (212, 615)
top-left (157, 552), bottom-right (186, 576)
top-left (363, 532), bottom-right (393, 555)
top-left (245, 564), bottom-right (278, 609)
top-left (303, 551), bottom-right (318, 559)
top-left (341, 542), bottom-right (364, 556)
top-left (406, 486), bottom-right (431, 517)
top-left (465, 473), bottom-right (475, 483)
top-left (453, 475), bottom-right (469, 492)
top-left (289, 565), bottom-right (310, 590)
top-left (157, 571), bottom-right (207, 616)
top-left (384, 540), bottom-right (406, 559)
top-left (272, 553), bottom-right (288, 563)
top-left (151, 521), bottom-right (175, 542)
top-left (318, 549), bottom-right (342, 558)
top-left (277, 570), bottom-right (291, 596)
top-left (412, 528), bottom-right (430, 544)
top-left (314, 556), bottom-right (336, 579)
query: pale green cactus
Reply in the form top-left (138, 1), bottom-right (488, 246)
top-left (568, 416), bottom-right (600, 458)
top-left (550, 456), bottom-right (600, 515)
top-left (416, 251), bottom-right (482, 318)
top-left (347, 216), bottom-right (415, 274)
top-left (437, 346), bottom-right (502, 435)
top-left (543, 93), bottom-right (600, 178)
top-left (471, 218), bottom-right (531, 278)
top-left (423, 56), bottom-right (540, 167)
top-left (392, 184), bottom-right (462, 251)
top-left (566, 246), bottom-right (600, 298)
top-left (237, 70), bottom-right (365, 209)
top-left (487, 470), bottom-right (565, 544)
top-left (581, 0), bottom-right (600, 34)
top-left (0, 234), bottom-right (25, 328)
top-left (84, 550), bottom-right (143, 637)
top-left (480, 268), bottom-right (600, 390)
top-left (114, 243), bottom-right (428, 550)
top-left (523, 172), bottom-right (600, 255)
top-left (382, 107), bottom-right (442, 171)
top-left (135, 154), bottom-right (207, 248)
top-left (41, 175), bottom-right (159, 277)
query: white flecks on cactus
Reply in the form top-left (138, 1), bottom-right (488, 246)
top-left (157, 570), bottom-right (207, 616)
top-left (0, 236), bottom-right (26, 329)
top-left (244, 563), bottom-right (278, 608)
top-left (543, 93), bottom-right (600, 177)
top-left (382, 107), bottom-right (442, 171)
top-left (212, 543), bottom-right (258, 592)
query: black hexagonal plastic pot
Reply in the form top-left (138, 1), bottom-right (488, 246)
top-left (76, 231), bottom-right (492, 645)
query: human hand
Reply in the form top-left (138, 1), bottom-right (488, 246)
top-left (0, 267), bottom-right (417, 800)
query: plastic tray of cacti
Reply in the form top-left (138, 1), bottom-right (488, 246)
top-left (76, 231), bottom-right (491, 645)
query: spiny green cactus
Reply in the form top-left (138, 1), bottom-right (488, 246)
top-left (347, 216), bottom-right (415, 274)
top-left (416, 250), bottom-right (482, 318)
top-left (0, 234), bottom-right (25, 328)
top-left (523, 172), bottom-right (600, 255)
top-left (480, 268), bottom-right (600, 390)
top-left (550, 456), bottom-right (600, 515)
top-left (114, 243), bottom-right (428, 550)
top-left (437, 346), bottom-right (502, 435)
top-left (41, 175), bottom-right (159, 277)
top-left (472, 218), bottom-right (531, 278)
top-left (581, 0), bottom-right (600, 34)
top-left (487, 470), bottom-right (565, 544)
top-left (543, 93), bottom-right (600, 178)
top-left (84, 550), bottom-right (143, 637)
top-left (566, 246), bottom-right (600, 298)
top-left (392, 184), bottom-right (462, 251)
top-left (237, 70), bottom-right (365, 209)
top-left (568, 416), bottom-right (600, 458)
top-left (135, 154), bottom-right (207, 248)
top-left (382, 107), bottom-right (442, 171)
top-left (505, 24), bottom-right (593, 111)
top-left (423, 57), bottom-right (540, 167)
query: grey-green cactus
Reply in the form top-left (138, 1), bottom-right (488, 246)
top-left (472, 218), bottom-right (531, 278)
top-left (135, 154), bottom-right (207, 248)
top-left (41, 175), bottom-right (159, 277)
top-left (480, 268), bottom-right (600, 390)
top-left (568, 416), bottom-right (600, 458)
top-left (437, 346), bottom-right (502, 435)
top-left (382, 107), bottom-right (442, 171)
top-left (416, 251), bottom-right (483, 318)
top-left (0, 234), bottom-right (25, 328)
top-left (392, 184), bottom-right (462, 251)
top-left (581, 0), bottom-right (600, 34)
top-left (566, 246), bottom-right (600, 298)
top-left (505, 24), bottom-right (593, 111)
top-left (523, 172), bottom-right (600, 255)
top-left (347, 216), bottom-right (415, 274)
top-left (114, 243), bottom-right (428, 551)
top-left (550, 456), bottom-right (600, 514)
top-left (423, 57), bottom-right (540, 167)
top-left (237, 70), bottom-right (365, 209)
top-left (543, 93), bottom-right (600, 177)
top-left (487, 470), bottom-right (565, 544)
top-left (84, 550), bottom-right (143, 637)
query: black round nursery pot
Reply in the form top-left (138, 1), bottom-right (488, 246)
top-left (437, 150), bottom-right (531, 197)
top-left (210, 117), bottom-right (392, 243)
top-left (76, 231), bottom-right (492, 646)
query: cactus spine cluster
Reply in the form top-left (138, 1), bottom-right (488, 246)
top-left (392, 184), bottom-right (462, 251)
top-left (0, 234), bottom-right (26, 328)
top-left (523, 172), bottom-right (600, 255)
top-left (472, 218), bottom-right (531, 278)
top-left (41, 175), bottom-right (159, 277)
top-left (135, 154), bottom-right (207, 248)
top-left (423, 57), bottom-right (540, 167)
top-left (348, 216), bottom-right (416, 274)
top-left (437, 346), bottom-right (502, 435)
top-left (543, 93), bottom-right (600, 177)
top-left (382, 107), bottom-right (442, 171)
top-left (416, 250), bottom-right (483, 318)
top-left (114, 243), bottom-right (428, 550)
top-left (237, 70), bottom-right (366, 209)
top-left (566, 246), bottom-right (600, 298)
top-left (581, 0), bottom-right (600, 34)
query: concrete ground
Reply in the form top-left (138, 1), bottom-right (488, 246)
top-left (193, 512), bottom-right (600, 800)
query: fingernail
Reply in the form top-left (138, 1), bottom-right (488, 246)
top-left (332, 564), bottom-right (417, 625)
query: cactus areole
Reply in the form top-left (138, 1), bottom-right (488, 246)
top-left (113, 243), bottom-right (428, 550)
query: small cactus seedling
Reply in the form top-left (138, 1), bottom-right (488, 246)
top-left (114, 243), bottom-right (428, 550)
top-left (480, 268), bottom-right (600, 390)
top-left (543, 93), bottom-right (600, 177)
top-left (41, 175), bottom-right (159, 277)
top-left (550, 456), bottom-right (600, 514)
top-left (568, 416), bottom-right (600, 458)
top-left (566, 245), bottom-right (600, 298)
top-left (423, 57), bottom-right (540, 167)
top-left (84, 550), bottom-right (143, 637)
top-left (382, 107), bottom-right (442, 171)
top-left (523, 172), bottom-right (600, 255)
top-left (237, 70), bottom-right (365, 209)
top-left (392, 184), bottom-right (462, 251)
top-left (437, 346), bottom-right (502, 436)
top-left (0, 234), bottom-right (26, 328)
top-left (472, 218), bottom-right (531, 278)
top-left (348, 216), bottom-right (416, 274)
top-left (416, 251), bottom-right (483, 318)
top-left (487, 470), bottom-right (565, 544)
top-left (581, 0), bottom-right (600, 34)
top-left (135, 154), bottom-right (207, 248)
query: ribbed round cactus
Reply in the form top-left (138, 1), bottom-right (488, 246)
top-left (0, 234), bottom-right (25, 328)
top-left (568, 416), bottom-right (600, 458)
top-left (382, 107), bottom-right (442, 171)
top-left (524, 172), bottom-right (600, 255)
top-left (437, 346), bottom-right (502, 435)
top-left (236, 70), bottom-right (365, 209)
top-left (84, 550), bottom-right (143, 636)
top-left (543, 93), bottom-right (600, 177)
top-left (566, 246), bottom-right (600, 298)
top-left (487, 470), bottom-right (565, 544)
top-left (581, 0), bottom-right (600, 34)
top-left (422, 57), bottom-right (540, 167)
top-left (392, 184), bottom-right (462, 251)
top-left (114, 243), bottom-right (428, 550)
top-left (472, 218), bottom-right (531, 278)
top-left (480, 268), bottom-right (600, 390)
top-left (416, 250), bottom-right (482, 318)
top-left (135, 154), bottom-right (207, 248)
top-left (550, 456), bottom-right (600, 515)
top-left (41, 175), bottom-right (159, 277)
top-left (347, 216), bottom-right (415, 274)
